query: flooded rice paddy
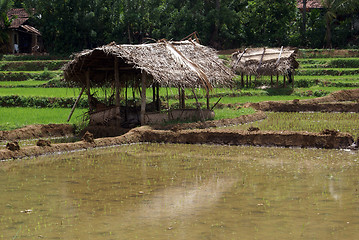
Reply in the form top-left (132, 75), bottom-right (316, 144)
top-left (1, 143), bottom-right (359, 239)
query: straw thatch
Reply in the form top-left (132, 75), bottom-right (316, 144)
top-left (63, 40), bottom-right (234, 89)
top-left (231, 47), bottom-right (299, 76)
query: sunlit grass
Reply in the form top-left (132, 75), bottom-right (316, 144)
top-left (0, 107), bottom-right (87, 130)
top-left (224, 112), bottom-right (359, 139)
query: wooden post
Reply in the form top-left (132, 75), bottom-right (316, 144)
top-left (181, 88), bottom-right (185, 109)
top-left (178, 87), bottom-right (182, 108)
top-left (276, 74), bottom-right (279, 88)
top-left (114, 57), bottom-right (120, 107)
top-left (206, 90), bottom-right (210, 110)
top-left (192, 88), bottom-right (205, 122)
top-left (156, 83), bottom-right (160, 111)
top-left (246, 75), bottom-right (249, 88)
top-left (241, 72), bottom-right (244, 88)
top-left (67, 87), bottom-right (85, 122)
top-left (125, 78), bottom-right (128, 121)
top-left (283, 75), bottom-right (286, 88)
top-left (140, 72), bottom-right (147, 125)
top-left (270, 75), bottom-right (273, 87)
top-left (86, 70), bottom-right (92, 111)
top-left (153, 83), bottom-right (156, 105)
top-left (249, 75), bottom-right (252, 87)
top-left (292, 72), bottom-right (295, 88)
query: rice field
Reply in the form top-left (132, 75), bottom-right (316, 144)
top-left (224, 112), bottom-right (359, 139)
top-left (0, 50), bottom-right (358, 132)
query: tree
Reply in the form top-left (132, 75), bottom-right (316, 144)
top-left (0, 0), bottom-right (14, 52)
top-left (321, 0), bottom-right (359, 48)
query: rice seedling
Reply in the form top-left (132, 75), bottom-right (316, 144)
top-left (225, 112), bottom-right (359, 139)
top-left (0, 107), bottom-right (87, 130)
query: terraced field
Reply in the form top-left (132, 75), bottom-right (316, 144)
top-left (0, 49), bottom-right (358, 131)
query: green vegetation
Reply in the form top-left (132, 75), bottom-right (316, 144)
top-left (224, 112), bottom-right (359, 139)
top-left (0, 107), bottom-right (87, 130)
top-left (0, 50), bottom-right (358, 133)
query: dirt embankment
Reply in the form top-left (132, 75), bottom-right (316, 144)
top-left (0, 124), bottom-right (74, 141)
top-left (0, 126), bottom-right (355, 160)
top-left (245, 89), bottom-right (359, 112)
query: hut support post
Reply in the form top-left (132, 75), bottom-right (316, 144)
top-left (178, 87), bottom-right (182, 109)
top-left (156, 83), bottom-right (160, 111)
top-left (241, 73), bottom-right (244, 88)
top-left (270, 75), bottom-right (273, 87)
top-left (283, 75), bottom-right (286, 88)
top-left (181, 88), bottom-right (185, 109)
top-left (206, 90), bottom-right (210, 110)
top-left (292, 72), bottom-right (295, 88)
top-left (192, 88), bottom-right (205, 122)
top-left (276, 74), bottom-right (279, 88)
top-left (246, 75), bottom-right (249, 88)
top-left (67, 87), bottom-right (85, 122)
top-left (86, 70), bottom-right (92, 111)
top-left (153, 84), bottom-right (156, 105)
top-left (114, 58), bottom-right (120, 107)
top-left (125, 79), bottom-right (128, 121)
top-left (140, 72), bottom-right (147, 125)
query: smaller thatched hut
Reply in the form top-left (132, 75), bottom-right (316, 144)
top-left (63, 40), bottom-right (234, 128)
top-left (231, 47), bottom-right (299, 88)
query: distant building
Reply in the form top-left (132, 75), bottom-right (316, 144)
top-left (5, 8), bottom-right (43, 54)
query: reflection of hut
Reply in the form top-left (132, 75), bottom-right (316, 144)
top-left (63, 40), bottom-right (233, 127)
top-left (231, 47), bottom-right (299, 88)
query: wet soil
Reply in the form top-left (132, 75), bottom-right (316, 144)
top-left (0, 124), bottom-right (74, 141)
top-left (0, 126), bottom-right (355, 160)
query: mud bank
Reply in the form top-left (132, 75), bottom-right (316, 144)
top-left (245, 89), bottom-right (359, 112)
top-left (0, 126), bottom-right (355, 160)
top-left (0, 124), bottom-right (74, 141)
top-left (246, 101), bottom-right (359, 112)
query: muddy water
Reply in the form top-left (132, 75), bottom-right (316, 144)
top-left (1, 144), bottom-right (358, 240)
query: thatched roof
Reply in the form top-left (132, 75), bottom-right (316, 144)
top-left (231, 47), bottom-right (299, 76)
top-left (63, 40), bottom-right (234, 89)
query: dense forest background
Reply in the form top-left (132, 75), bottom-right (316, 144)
top-left (2, 0), bottom-right (359, 54)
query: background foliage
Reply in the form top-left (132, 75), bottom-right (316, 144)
top-left (3, 0), bottom-right (359, 54)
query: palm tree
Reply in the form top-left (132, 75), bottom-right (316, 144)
top-left (321, 0), bottom-right (358, 48)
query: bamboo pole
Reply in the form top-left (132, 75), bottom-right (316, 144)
top-left (192, 88), bottom-right (205, 122)
top-left (140, 72), bottom-right (147, 125)
top-left (206, 90), bottom-right (210, 110)
top-left (114, 57), bottom-right (120, 107)
top-left (156, 83), bottom-right (160, 111)
top-left (67, 87), bottom-right (85, 122)
top-left (181, 88), bottom-right (185, 109)
top-left (86, 70), bottom-right (92, 111)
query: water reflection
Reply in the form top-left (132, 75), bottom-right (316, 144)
top-left (0, 144), bottom-right (358, 239)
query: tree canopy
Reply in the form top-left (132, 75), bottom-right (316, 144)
top-left (7, 0), bottom-right (359, 53)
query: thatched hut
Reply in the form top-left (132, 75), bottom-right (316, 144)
top-left (63, 40), bottom-right (234, 127)
top-left (231, 47), bottom-right (299, 88)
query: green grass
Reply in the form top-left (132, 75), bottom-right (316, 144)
top-left (0, 107), bottom-right (87, 130)
top-left (224, 112), bottom-right (359, 139)
top-left (0, 80), bottom-right (48, 87)
top-left (0, 87), bottom-right (82, 97)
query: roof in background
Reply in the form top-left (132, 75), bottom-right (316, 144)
top-left (297, 0), bottom-right (323, 9)
top-left (231, 47), bottom-right (299, 76)
top-left (6, 8), bottom-right (41, 35)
